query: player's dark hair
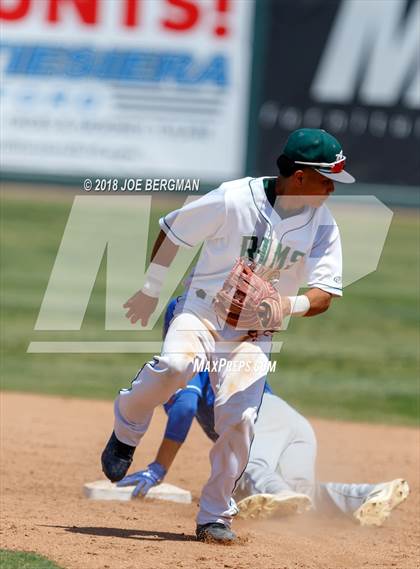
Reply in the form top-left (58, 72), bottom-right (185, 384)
top-left (277, 154), bottom-right (309, 177)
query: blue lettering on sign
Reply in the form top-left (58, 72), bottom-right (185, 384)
top-left (0, 44), bottom-right (228, 87)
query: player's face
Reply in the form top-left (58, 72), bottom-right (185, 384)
top-left (294, 169), bottom-right (335, 207)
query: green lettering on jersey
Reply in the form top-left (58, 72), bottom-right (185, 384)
top-left (290, 250), bottom-right (305, 263)
top-left (240, 236), bottom-right (258, 260)
top-left (258, 237), bottom-right (271, 264)
top-left (271, 243), bottom-right (290, 269)
top-left (240, 236), bottom-right (305, 270)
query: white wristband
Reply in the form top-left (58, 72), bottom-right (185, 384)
top-left (287, 295), bottom-right (310, 316)
top-left (141, 263), bottom-right (168, 298)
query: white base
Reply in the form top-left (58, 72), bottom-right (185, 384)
top-left (84, 480), bottom-right (192, 504)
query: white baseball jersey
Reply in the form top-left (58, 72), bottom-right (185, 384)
top-left (117, 176), bottom-right (343, 529)
top-left (159, 177), bottom-right (342, 297)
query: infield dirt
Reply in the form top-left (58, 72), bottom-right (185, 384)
top-left (1, 393), bottom-right (419, 569)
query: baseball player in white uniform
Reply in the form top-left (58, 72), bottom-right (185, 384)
top-left (233, 391), bottom-right (409, 525)
top-left (102, 128), bottom-right (355, 543)
top-left (117, 300), bottom-right (410, 528)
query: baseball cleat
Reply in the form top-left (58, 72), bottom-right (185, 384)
top-left (237, 491), bottom-right (313, 520)
top-left (101, 431), bottom-right (136, 482)
top-left (354, 478), bottom-right (410, 527)
top-left (196, 522), bottom-right (237, 544)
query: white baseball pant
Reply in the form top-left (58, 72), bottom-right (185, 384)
top-left (234, 392), bottom-right (378, 515)
top-left (114, 293), bottom-right (272, 526)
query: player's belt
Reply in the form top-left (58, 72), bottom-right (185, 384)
top-left (194, 288), bottom-right (215, 305)
top-left (195, 289), bottom-right (207, 300)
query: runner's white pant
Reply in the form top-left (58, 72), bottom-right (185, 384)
top-left (114, 295), bottom-right (271, 526)
top-left (234, 393), bottom-right (376, 515)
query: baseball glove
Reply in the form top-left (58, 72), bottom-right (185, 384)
top-left (213, 258), bottom-right (283, 331)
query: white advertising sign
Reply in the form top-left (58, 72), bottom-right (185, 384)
top-left (0, 0), bottom-right (254, 181)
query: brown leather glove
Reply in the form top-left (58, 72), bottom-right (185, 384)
top-left (213, 258), bottom-right (283, 331)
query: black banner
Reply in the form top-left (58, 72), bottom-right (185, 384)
top-left (255, 0), bottom-right (420, 187)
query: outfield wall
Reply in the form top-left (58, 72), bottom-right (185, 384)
top-left (1, 0), bottom-right (418, 198)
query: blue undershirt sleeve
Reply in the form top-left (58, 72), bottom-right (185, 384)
top-left (164, 389), bottom-right (200, 443)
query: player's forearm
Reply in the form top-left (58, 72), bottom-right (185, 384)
top-left (150, 229), bottom-right (179, 266)
top-left (285, 289), bottom-right (332, 318)
top-left (141, 230), bottom-right (178, 298)
top-left (154, 437), bottom-right (183, 472)
top-left (303, 288), bottom-right (333, 317)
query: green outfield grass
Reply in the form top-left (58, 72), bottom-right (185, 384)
top-left (1, 188), bottom-right (419, 425)
top-left (0, 550), bottom-right (63, 569)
